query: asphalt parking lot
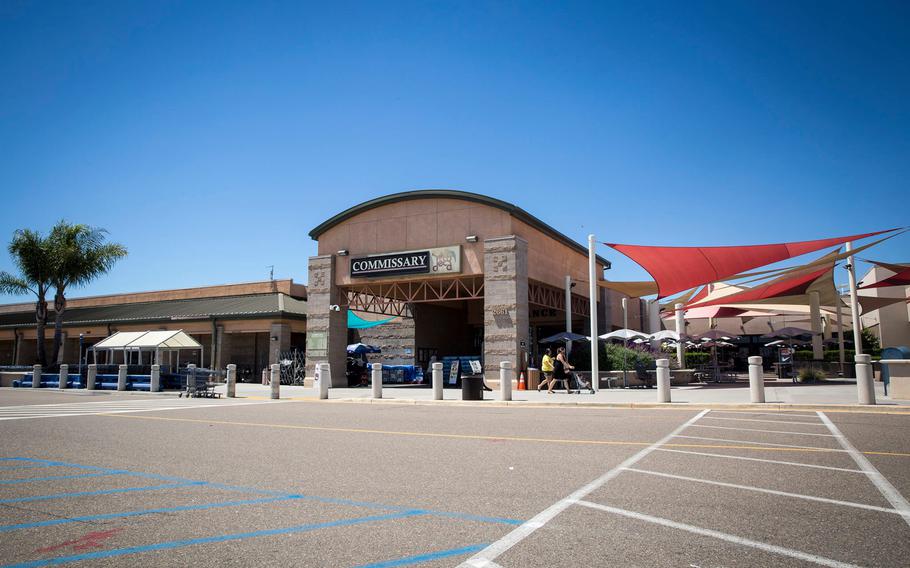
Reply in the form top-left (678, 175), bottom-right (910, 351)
top-left (1, 389), bottom-right (909, 567)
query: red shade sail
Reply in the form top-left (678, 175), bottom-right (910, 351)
top-left (605, 229), bottom-right (894, 298)
top-left (860, 263), bottom-right (910, 290)
top-left (686, 266), bottom-right (832, 309)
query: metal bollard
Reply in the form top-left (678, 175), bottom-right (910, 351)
top-left (748, 356), bottom-right (765, 403)
top-left (150, 365), bottom-right (160, 392)
top-left (226, 364), bottom-right (236, 398)
top-left (270, 364), bottom-right (280, 399)
top-left (118, 364), bottom-right (128, 391)
top-left (500, 361), bottom-right (513, 401)
top-left (855, 354), bottom-right (876, 405)
top-left (656, 359), bottom-right (671, 402)
top-left (371, 363), bottom-right (382, 399)
top-left (87, 364), bottom-right (97, 390)
top-left (318, 363), bottom-right (330, 399)
top-left (32, 364), bottom-right (41, 388)
top-left (58, 364), bottom-right (68, 390)
top-left (432, 362), bottom-right (443, 400)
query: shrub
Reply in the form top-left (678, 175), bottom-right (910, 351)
top-left (603, 343), bottom-right (655, 371)
top-left (796, 367), bottom-right (826, 383)
top-left (684, 352), bottom-right (711, 368)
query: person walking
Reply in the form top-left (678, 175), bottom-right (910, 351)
top-left (555, 346), bottom-right (575, 394)
top-left (538, 348), bottom-right (555, 393)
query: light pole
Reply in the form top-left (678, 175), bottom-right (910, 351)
top-left (78, 333), bottom-right (85, 377)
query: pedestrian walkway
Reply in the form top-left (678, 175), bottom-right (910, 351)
top-left (220, 380), bottom-right (909, 408)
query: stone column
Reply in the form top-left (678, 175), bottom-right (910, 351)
top-left (268, 323), bottom-right (291, 367)
top-left (483, 236), bottom-right (529, 385)
top-left (117, 364), bottom-right (128, 391)
top-left (150, 365), bottom-right (161, 392)
top-left (215, 328), bottom-right (232, 371)
top-left (58, 364), bottom-right (68, 389)
top-left (305, 255), bottom-right (347, 386)
top-left (32, 364), bottom-right (41, 388)
top-left (87, 364), bottom-right (97, 390)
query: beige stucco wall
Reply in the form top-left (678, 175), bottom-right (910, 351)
top-left (859, 266), bottom-right (910, 348)
top-left (316, 197), bottom-right (604, 293)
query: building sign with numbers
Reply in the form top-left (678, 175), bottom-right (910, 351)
top-left (350, 246), bottom-right (461, 278)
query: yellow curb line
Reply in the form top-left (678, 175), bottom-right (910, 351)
top-left (100, 413), bottom-right (910, 458)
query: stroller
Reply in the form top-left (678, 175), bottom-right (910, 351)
top-left (568, 371), bottom-right (595, 394)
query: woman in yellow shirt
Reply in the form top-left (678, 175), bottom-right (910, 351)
top-left (539, 348), bottom-right (555, 393)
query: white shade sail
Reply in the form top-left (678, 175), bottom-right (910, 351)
top-left (599, 329), bottom-right (649, 340)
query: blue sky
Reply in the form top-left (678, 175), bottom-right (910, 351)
top-left (1, 1), bottom-right (907, 302)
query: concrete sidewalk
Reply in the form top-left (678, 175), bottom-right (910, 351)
top-left (220, 380), bottom-right (910, 410)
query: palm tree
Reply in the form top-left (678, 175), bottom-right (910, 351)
top-left (0, 230), bottom-right (54, 365)
top-left (49, 222), bottom-right (127, 364)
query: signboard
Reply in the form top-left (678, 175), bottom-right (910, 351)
top-left (448, 360), bottom-right (460, 385)
top-left (469, 360), bottom-right (483, 375)
top-left (779, 348), bottom-right (793, 365)
top-left (350, 246), bottom-right (461, 278)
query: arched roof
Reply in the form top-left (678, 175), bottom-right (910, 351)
top-left (308, 189), bottom-right (610, 267)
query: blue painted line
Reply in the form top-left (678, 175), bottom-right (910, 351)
top-left (353, 544), bottom-right (488, 568)
top-left (2, 511), bottom-right (424, 568)
top-left (1, 457), bottom-right (523, 526)
top-left (0, 482), bottom-right (205, 505)
top-left (0, 495), bottom-right (301, 533)
top-left (0, 472), bottom-right (129, 485)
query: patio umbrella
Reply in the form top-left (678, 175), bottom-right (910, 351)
top-left (538, 331), bottom-right (588, 343)
top-left (761, 327), bottom-right (812, 339)
top-left (599, 329), bottom-right (649, 341)
top-left (347, 343), bottom-right (381, 354)
top-left (696, 330), bottom-right (739, 340)
top-left (649, 330), bottom-right (680, 342)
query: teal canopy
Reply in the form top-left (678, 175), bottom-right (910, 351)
top-left (347, 311), bottom-right (396, 329)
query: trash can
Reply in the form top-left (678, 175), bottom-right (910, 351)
top-left (462, 375), bottom-right (483, 400)
top-left (527, 368), bottom-right (540, 390)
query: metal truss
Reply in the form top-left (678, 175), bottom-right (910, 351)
top-left (528, 280), bottom-right (589, 317)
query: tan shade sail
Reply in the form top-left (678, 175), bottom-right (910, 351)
top-left (598, 280), bottom-right (658, 298)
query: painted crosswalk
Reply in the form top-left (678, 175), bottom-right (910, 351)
top-left (0, 398), bottom-right (282, 420)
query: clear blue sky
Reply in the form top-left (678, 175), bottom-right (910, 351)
top-left (1, 1), bottom-right (907, 302)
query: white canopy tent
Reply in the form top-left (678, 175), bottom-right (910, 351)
top-left (89, 330), bottom-right (204, 368)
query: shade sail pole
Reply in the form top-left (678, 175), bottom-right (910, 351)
top-left (675, 303), bottom-right (686, 367)
top-left (565, 275), bottom-right (572, 356)
top-left (846, 242), bottom-right (863, 355)
top-left (836, 297), bottom-right (846, 376)
top-left (588, 235), bottom-right (599, 392)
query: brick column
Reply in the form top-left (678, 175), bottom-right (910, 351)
top-left (305, 255), bottom-right (347, 386)
top-left (483, 236), bottom-right (529, 384)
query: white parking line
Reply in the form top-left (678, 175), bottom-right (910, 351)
top-left (672, 435), bottom-right (845, 452)
top-left (456, 409), bottom-right (712, 568)
top-left (688, 424), bottom-right (836, 437)
top-left (708, 411), bottom-right (821, 419)
top-left (575, 500), bottom-right (861, 568)
top-left (701, 416), bottom-right (825, 427)
top-left (622, 467), bottom-right (908, 517)
top-left (654, 448), bottom-right (864, 473)
top-left (818, 412), bottom-right (910, 529)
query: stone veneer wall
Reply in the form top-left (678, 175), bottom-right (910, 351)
top-left (305, 255), bottom-right (347, 386)
top-left (482, 236), bottom-right (529, 383)
top-left (357, 318), bottom-right (416, 365)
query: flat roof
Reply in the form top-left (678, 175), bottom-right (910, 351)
top-left (309, 189), bottom-right (611, 268)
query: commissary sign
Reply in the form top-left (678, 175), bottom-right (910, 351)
top-left (350, 246), bottom-right (461, 278)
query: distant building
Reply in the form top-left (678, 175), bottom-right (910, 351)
top-left (859, 266), bottom-right (910, 348)
top-left (0, 280), bottom-right (306, 378)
